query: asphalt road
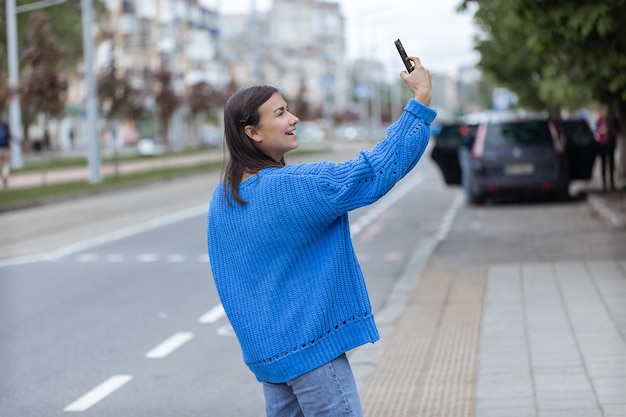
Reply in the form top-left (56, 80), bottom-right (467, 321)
top-left (0, 143), bottom-right (459, 416)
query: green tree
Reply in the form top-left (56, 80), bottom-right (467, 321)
top-left (0, 0), bottom-right (107, 73)
top-left (1, 0), bottom-right (108, 146)
top-left (460, 0), bottom-right (626, 116)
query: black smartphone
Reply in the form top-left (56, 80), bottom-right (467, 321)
top-left (394, 39), bottom-right (414, 73)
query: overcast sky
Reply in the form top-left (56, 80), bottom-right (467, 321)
top-left (203, 0), bottom-right (479, 78)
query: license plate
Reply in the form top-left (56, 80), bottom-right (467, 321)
top-left (505, 163), bottom-right (535, 175)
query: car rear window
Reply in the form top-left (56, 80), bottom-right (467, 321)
top-left (486, 120), bottom-right (553, 146)
top-left (561, 120), bottom-right (595, 145)
top-left (435, 124), bottom-right (476, 149)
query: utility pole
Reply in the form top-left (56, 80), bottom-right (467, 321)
top-left (5, 0), bottom-right (69, 169)
top-left (81, 0), bottom-right (100, 183)
top-left (250, 0), bottom-right (261, 84)
top-left (5, 0), bottom-right (23, 168)
top-left (5, 0), bottom-right (98, 181)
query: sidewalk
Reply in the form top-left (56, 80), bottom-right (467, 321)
top-left (6, 150), bottom-right (226, 189)
top-left (359, 259), bottom-right (626, 417)
top-left (354, 179), bottom-right (626, 416)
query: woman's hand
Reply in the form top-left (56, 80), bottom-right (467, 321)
top-left (400, 56), bottom-right (432, 106)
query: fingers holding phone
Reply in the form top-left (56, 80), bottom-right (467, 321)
top-left (400, 56), bottom-right (432, 106)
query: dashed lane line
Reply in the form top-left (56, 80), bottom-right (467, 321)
top-left (145, 332), bottom-right (194, 359)
top-left (55, 171), bottom-right (429, 412)
top-left (198, 304), bottom-right (226, 324)
top-left (63, 375), bottom-right (133, 412)
top-left (0, 204), bottom-right (208, 268)
top-left (3, 172), bottom-right (425, 269)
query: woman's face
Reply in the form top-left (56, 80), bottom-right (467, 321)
top-left (246, 92), bottom-right (300, 161)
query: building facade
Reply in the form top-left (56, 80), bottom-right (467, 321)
top-left (219, 0), bottom-right (349, 118)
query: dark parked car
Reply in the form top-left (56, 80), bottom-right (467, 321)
top-left (560, 119), bottom-right (600, 180)
top-left (431, 117), bottom-right (598, 204)
top-left (430, 122), bottom-right (478, 185)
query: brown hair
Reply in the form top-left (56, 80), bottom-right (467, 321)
top-left (223, 85), bottom-right (285, 205)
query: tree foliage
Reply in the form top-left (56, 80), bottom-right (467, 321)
top-left (153, 67), bottom-right (181, 148)
top-left (0, 0), bottom-right (107, 74)
top-left (460, 0), bottom-right (626, 115)
top-left (20, 12), bottom-right (67, 146)
top-left (187, 81), bottom-right (227, 116)
top-left (97, 56), bottom-right (143, 121)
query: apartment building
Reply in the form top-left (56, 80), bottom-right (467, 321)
top-left (220, 0), bottom-right (349, 117)
top-left (94, 0), bottom-right (347, 115)
top-left (103, 0), bottom-right (223, 91)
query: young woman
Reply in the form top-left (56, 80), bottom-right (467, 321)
top-left (207, 57), bottom-right (434, 417)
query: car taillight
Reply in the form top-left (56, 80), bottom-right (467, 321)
top-left (487, 185), bottom-right (500, 195)
top-left (472, 124), bottom-right (488, 159)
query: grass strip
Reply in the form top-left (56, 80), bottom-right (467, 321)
top-left (14, 148), bottom-right (214, 173)
top-left (0, 146), bottom-right (329, 212)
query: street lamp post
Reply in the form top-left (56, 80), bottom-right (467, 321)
top-left (81, 0), bottom-right (100, 183)
top-left (5, 0), bottom-right (100, 182)
top-left (5, 0), bottom-right (70, 169)
top-left (6, 0), bottom-right (23, 168)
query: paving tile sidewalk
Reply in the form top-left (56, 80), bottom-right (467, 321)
top-left (356, 175), bottom-right (626, 417)
top-left (359, 260), bottom-right (626, 417)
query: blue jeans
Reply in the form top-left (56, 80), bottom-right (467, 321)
top-left (262, 353), bottom-right (363, 417)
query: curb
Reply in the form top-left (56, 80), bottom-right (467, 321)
top-left (587, 193), bottom-right (625, 227)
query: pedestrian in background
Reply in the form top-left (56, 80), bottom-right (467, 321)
top-left (207, 56), bottom-right (434, 417)
top-left (0, 119), bottom-right (11, 189)
top-left (595, 107), bottom-right (619, 191)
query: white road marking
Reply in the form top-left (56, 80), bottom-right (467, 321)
top-left (75, 253), bottom-right (98, 263)
top-left (145, 332), bottom-right (194, 358)
top-left (63, 375), bottom-right (132, 412)
top-left (196, 254), bottom-right (210, 263)
top-left (137, 253), bottom-right (159, 263)
top-left (217, 324), bottom-right (236, 337)
top-left (198, 304), bottom-right (225, 324)
top-left (0, 204), bottom-right (208, 268)
top-left (166, 254), bottom-right (186, 263)
top-left (434, 191), bottom-right (464, 241)
top-left (49, 253), bottom-right (209, 264)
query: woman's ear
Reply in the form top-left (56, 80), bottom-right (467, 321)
top-left (244, 125), bottom-right (261, 142)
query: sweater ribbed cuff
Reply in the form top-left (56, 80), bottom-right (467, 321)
top-left (404, 99), bottom-right (437, 124)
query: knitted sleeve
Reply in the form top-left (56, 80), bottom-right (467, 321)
top-left (315, 99), bottom-right (435, 215)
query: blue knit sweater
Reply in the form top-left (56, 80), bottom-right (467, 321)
top-left (207, 99), bottom-right (435, 383)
